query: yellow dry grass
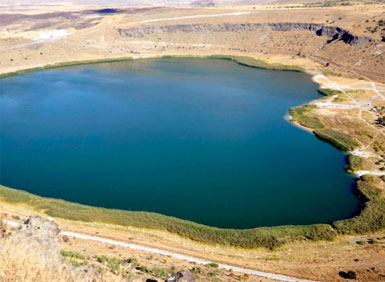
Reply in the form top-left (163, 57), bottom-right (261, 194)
top-left (0, 219), bottom-right (124, 282)
top-left (0, 240), bottom-right (78, 282)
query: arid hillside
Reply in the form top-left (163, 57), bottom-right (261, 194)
top-left (0, 3), bottom-right (384, 82)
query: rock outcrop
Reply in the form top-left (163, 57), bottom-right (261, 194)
top-left (119, 22), bottom-right (373, 47)
top-left (0, 216), bottom-right (81, 282)
top-left (268, 22), bottom-right (373, 46)
top-left (9, 216), bottom-right (63, 266)
top-left (118, 23), bottom-right (263, 37)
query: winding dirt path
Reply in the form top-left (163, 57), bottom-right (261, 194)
top-left (4, 219), bottom-right (315, 282)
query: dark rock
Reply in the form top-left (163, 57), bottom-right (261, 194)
top-left (167, 270), bottom-right (196, 282)
top-left (118, 23), bottom-right (263, 38)
top-left (269, 22), bottom-right (373, 47)
top-left (339, 270), bottom-right (357, 279)
top-left (119, 22), bottom-right (373, 47)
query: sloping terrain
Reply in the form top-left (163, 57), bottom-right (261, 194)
top-left (0, 2), bottom-right (385, 282)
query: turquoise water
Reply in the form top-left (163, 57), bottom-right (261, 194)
top-left (0, 58), bottom-right (359, 229)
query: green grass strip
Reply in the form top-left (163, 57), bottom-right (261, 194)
top-left (0, 185), bottom-right (338, 249)
top-left (333, 175), bottom-right (385, 234)
top-left (0, 57), bottom-right (134, 79)
top-left (314, 128), bottom-right (359, 152)
top-left (206, 55), bottom-right (305, 72)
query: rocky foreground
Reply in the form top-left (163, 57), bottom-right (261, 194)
top-left (0, 216), bottom-right (196, 282)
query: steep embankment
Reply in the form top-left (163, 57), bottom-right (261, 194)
top-left (117, 18), bottom-right (385, 82)
top-left (119, 22), bottom-right (373, 47)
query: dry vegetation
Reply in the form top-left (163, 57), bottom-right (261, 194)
top-left (1, 1), bottom-right (385, 281)
top-left (1, 2), bottom-right (385, 81)
top-left (0, 215), bottom-right (271, 281)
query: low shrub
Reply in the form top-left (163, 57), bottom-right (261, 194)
top-left (192, 267), bottom-right (201, 274)
top-left (367, 238), bottom-right (377, 244)
top-left (60, 250), bottom-right (85, 260)
top-left (208, 271), bottom-right (217, 277)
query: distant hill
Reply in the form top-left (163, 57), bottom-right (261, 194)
top-left (190, 0), bottom-right (216, 6)
top-left (0, 0), bottom-right (290, 6)
top-left (3, 0), bottom-right (381, 6)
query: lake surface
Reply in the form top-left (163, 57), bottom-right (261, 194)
top-left (0, 58), bottom-right (359, 228)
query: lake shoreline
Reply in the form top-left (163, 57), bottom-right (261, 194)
top-left (0, 54), bottom-right (383, 249)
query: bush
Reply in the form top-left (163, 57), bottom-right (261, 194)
top-left (367, 238), bottom-right (377, 244)
top-left (139, 266), bottom-right (149, 273)
top-left (60, 250), bottom-right (85, 260)
top-left (192, 267), bottom-right (201, 274)
top-left (96, 255), bottom-right (108, 263)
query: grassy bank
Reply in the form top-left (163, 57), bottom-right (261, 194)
top-left (0, 57), bottom-right (134, 79)
top-left (0, 185), bottom-right (338, 250)
top-left (314, 129), bottom-right (359, 152)
top-left (0, 54), bottom-right (305, 81)
top-left (1, 174), bottom-right (384, 250)
top-left (317, 88), bottom-right (343, 96)
top-left (289, 105), bottom-right (325, 129)
top-left (206, 55), bottom-right (305, 72)
top-left (288, 97), bottom-right (385, 238)
top-left (151, 55), bottom-right (305, 72)
top-left (333, 175), bottom-right (385, 234)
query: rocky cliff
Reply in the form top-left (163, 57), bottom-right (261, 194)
top-left (268, 22), bottom-right (373, 46)
top-left (119, 22), bottom-right (373, 47)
